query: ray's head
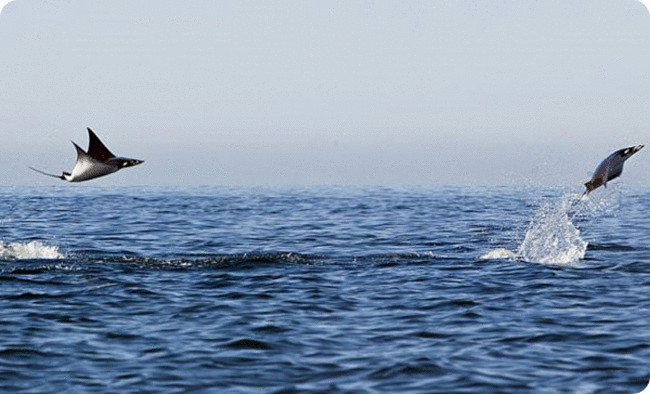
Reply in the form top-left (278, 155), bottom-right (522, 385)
top-left (619, 145), bottom-right (644, 160)
top-left (109, 157), bottom-right (144, 168)
top-left (122, 158), bottom-right (144, 168)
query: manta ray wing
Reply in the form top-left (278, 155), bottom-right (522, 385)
top-left (72, 141), bottom-right (87, 159)
top-left (86, 128), bottom-right (115, 162)
top-left (607, 162), bottom-right (624, 182)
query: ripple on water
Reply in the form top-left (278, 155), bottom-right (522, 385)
top-left (225, 338), bottom-right (272, 351)
top-left (0, 186), bottom-right (649, 392)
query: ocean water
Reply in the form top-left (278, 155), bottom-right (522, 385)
top-left (0, 185), bottom-right (649, 393)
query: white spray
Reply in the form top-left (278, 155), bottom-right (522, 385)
top-left (0, 240), bottom-right (64, 260)
top-left (480, 190), bottom-right (618, 266)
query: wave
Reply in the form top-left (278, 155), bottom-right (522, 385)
top-left (0, 241), bottom-right (64, 260)
top-left (1, 245), bottom-right (440, 270)
top-left (111, 250), bottom-right (439, 268)
top-left (0, 251), bottom-right (442, 275)
top-left (115, 252), bottom-right (318, 268)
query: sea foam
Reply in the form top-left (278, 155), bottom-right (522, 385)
top-left (0, 240), bottom-right (64, 260)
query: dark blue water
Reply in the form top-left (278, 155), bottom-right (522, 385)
top-left (1, 186), bottom-right (649, 392)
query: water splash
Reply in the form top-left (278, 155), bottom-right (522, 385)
top-left (516, 194), bottom-right (588, 266)
top-left (0, 241), bottom-right (64, 260)
top-left (480, 191), bottom-right (619, 266)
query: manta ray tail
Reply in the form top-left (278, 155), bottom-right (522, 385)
top-left (28, 166), bottom-right (64, 180)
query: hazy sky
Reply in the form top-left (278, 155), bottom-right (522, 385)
top-left (1, 0), bottom-right (649, 186)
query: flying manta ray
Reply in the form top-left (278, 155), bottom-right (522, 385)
top-left (30, 128), bottom-right (144, 182)
top-left (582, 145), bottom-right (644, 196)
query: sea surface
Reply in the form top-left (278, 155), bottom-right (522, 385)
top-left (0, 185), bottom-right (648, 393)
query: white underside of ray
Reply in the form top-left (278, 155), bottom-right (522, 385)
top-left (67, 153), bottom-right (119, 182)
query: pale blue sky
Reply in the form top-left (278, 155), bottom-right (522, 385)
top-left (1, 0), bottom-right (649, 186)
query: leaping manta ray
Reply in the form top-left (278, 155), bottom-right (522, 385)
top-left (582, 144), bottom-right (644, 197)
top-left (30, 128), bottom-right (144, 182)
